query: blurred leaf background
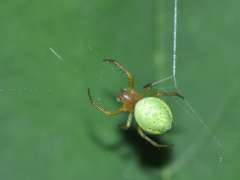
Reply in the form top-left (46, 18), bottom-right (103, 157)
top-left (0, 0), bottom-right (239, 179)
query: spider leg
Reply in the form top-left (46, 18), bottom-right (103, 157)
top-left (143, 81), bottom-right (154, 90)
top-left (141, 82), bottom-right (155, 95)
top-left (155, 91), bottom-right (184, 99)
top-left (142, 81), bottom-right (184, 99)
top-left (88, 88), bottom-right (124, 116)
top-left (137, 127), bottom-right (168, 148)
top-left (142, 76), bottom-right (174, 90)
top-left (120, 113), bottom-right (133, 130)
top-left (103, 59), bottom-right (134, 89)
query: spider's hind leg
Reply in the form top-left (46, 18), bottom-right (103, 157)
top-left (137, 127), bottom-right (168, 148)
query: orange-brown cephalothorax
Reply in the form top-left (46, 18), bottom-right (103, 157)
top-left (116, 89), bottom-right (142, 112)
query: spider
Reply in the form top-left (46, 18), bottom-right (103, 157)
top-left (87, 59), bottom-right (183, 148)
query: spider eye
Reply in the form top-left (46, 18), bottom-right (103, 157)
top-left (121, 88), bottom-right (128, 93)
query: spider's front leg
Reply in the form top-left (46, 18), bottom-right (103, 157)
top-left (87, 88), bottom-right (124, 116)
top-left (103, 59), bottom-right (134, 89)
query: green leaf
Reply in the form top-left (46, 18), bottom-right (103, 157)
top-left (0, 0), bottom-right (239, 180)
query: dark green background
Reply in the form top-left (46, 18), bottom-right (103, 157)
top-left (0, 0), bottom-right (239, 179)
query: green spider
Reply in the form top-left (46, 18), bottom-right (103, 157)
top-left (88, 59), bottom-right (183, 148)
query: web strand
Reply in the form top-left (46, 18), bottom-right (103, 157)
top-left (49, 47), bottom-right (64, 61)
top-left (172, 0), bottom-right (178, 89)
top-left (152, 0), bottom-right (224, 174)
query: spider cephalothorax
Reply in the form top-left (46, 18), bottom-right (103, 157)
top-left (88, 59), bottom-right (183, 148)
top-left (116, 89), bottom-right (142, 112)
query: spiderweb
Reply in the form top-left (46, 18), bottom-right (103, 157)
top-left (151, 0), bottom-right (224, 176)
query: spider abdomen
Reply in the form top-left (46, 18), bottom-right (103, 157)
top-left (134, 97), bottom-right (173, 135)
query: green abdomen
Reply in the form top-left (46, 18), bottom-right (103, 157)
top-left (134, 97), bottom-right (173, 135)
